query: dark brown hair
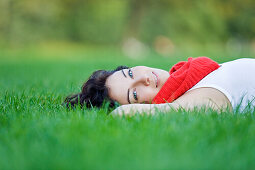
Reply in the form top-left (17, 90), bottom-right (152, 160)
top-left (64, 66), bottom-right (129, 109)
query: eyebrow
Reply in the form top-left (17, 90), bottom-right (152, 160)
top-left (121, 69), bottom-right (131, 104)
top-left (127, 89), bottom-right (131, 104)
top-left (121, 69), bottom-right (127, 77)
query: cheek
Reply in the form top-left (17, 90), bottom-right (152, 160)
top-left (134, 66), bottom-right (150, 75)
top-left (138, 87), bottom-right (159, 102)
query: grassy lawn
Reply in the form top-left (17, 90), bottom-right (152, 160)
top-left (0, 45), bottom-right (255, 169)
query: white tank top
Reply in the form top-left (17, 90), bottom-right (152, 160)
top-left (188, 58), bottom-right (255, 112)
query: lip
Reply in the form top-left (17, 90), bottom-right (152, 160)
top-left (152, 72), bottom-right (159, 88)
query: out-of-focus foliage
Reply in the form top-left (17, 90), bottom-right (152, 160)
top-left (0, 0), bottom-right (254, 46)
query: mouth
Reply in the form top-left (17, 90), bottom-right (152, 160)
top-left (152, 72), bottom-right (159, 88)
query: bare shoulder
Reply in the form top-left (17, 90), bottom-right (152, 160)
top-left (173, 87), bottom-right (232, 111)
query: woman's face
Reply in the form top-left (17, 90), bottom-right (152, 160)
top-left (106, 66), bottom-right (170, 105)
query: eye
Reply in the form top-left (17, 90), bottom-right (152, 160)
top-left (128, 69), bottom-right (133, 78)
top-left (133, 89), bottom-right (138, 101)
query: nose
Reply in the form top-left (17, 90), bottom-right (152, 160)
top-left (144, 75), bottom-right (150, 86)
top-left (135, 74), bottom-right (150, 86)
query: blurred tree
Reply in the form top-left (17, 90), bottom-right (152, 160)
top-left (0, 0), bottom-right (254, 46)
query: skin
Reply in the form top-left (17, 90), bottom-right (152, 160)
top-left (106, 66), bottom-right (170, 104)
top-left (111, 88), bottom-right (232, 116)
top-left (105, 66), bottom-right (233, 116)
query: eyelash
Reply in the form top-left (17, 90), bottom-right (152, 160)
top-left (128, 69), bottom-right (138, 101)
top-left (128, 69), bottom-right (133, 78)
top-left (133, 89), bottom-right (138, 101)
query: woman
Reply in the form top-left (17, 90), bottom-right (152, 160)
top-left (65, 57), bottom-right (255, 115)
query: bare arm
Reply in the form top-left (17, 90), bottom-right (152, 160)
top-left (111, 103), bottom-right (179, 116)
top-left (111, 87), bottom-right (232, 116)
top-left (173, 87), bottom-right (232, 111)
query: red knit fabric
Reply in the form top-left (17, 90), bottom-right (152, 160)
top-left (152, 57), bottom-right (220, 104)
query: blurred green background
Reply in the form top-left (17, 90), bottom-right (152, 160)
top-left (1, 0), bottom-right (255, 61)
top-left (1, 1), bottom-right (255, 169)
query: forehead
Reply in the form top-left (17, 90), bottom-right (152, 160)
top-left (105, 66), bottom-right (152, 104)
top-left (107, 69), bottom-right (126, 82)
top-left (106, 69), bottom-right (129, 104)
top-left (107, 66), bottom-right (149, 84)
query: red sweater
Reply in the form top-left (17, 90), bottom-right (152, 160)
top-left (152, 57), bottom-right (220, 104)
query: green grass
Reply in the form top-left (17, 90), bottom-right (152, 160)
top-left (1, 46), bottom-right (255, 169)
